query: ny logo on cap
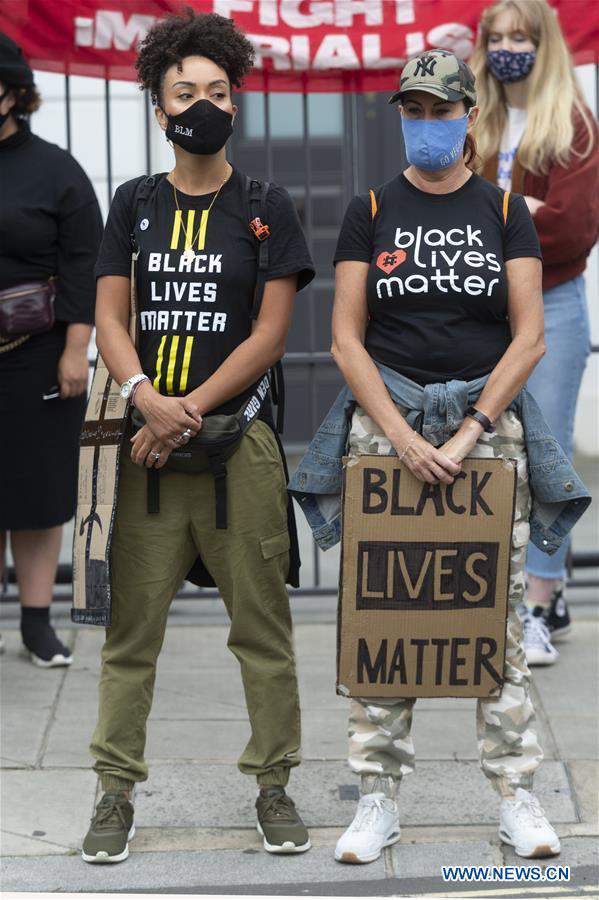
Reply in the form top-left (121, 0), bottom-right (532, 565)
top-left (414, 56), bottom-right (437, 77)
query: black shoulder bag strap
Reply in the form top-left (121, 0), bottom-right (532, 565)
top-left (130, 173), bottom-right (165, 253)
top-left (129, 173), bottom-right (165, 514)
top-left (244, 176), bottom-right (300, 585)
top-left (244, 176), bottom-right (286, 435)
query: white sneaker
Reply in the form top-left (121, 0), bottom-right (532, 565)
top-left (499, 788), bottom-right (561, 858)
top-left (335, 793), bottom-right (400, 864)
top-left (520, 605), bottom-right (559, 666)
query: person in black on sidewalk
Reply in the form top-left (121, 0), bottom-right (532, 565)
top-left (0, 33), bottom-right (102, 666)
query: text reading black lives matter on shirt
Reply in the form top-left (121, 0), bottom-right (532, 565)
top-left (94, 169), bottom-right (314, 414)
top-left (334, 173), bottom-right (542, 385)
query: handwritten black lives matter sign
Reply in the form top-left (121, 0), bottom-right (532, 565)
top-left (337, 456), bottom-right (517, 699)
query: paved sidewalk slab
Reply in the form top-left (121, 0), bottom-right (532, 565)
top-left (400, 759), bottom-right (576, 826)
top-left (0, 630), bottom-right (68, 768)
top-left (551, 715), bottom-right (599, 760)
top-left (40, 623), bottom-right (558, 769)
top-left (391, 839), bottom-right (502, 878)
top-left (3, 838), bottom-right (596, 894)
top-left (128, 758), bottom-right (576, 831)
top-left (129, 824), bottom-right (504, 854)
top-left (502, 836), bottom-right (599, 870)
top-left (0, 846), bottom-right (386, 893)
top-left (0, 769), bottom-right (97, 855)
top-left (0, 831), bottom-right (73, 857)
top-left (568, 760), bottom-right (599, 827)
top-left (532, 621), bottom-right (599, 762)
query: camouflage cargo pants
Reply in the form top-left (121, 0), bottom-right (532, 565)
top-left (347, 406), bottom-right (544, 799)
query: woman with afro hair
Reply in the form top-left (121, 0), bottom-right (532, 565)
top-left (81, 9), bottom-right (314, 864)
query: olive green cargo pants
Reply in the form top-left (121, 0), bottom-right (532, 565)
top-left (90, 420), bottom-right (301, 792)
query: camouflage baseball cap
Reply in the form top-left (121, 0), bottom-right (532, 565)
top-left (388, 48), bottom-right (477, 106)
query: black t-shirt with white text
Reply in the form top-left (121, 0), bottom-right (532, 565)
top-left (95, 168), bottom-right (314, 414)
top-left (334, 172), bottom-right (541, 385)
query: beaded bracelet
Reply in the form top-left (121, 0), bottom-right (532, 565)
top-left (130, 376), bottom-right (150, 408)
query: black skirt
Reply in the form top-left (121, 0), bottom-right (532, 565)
top-left (0, 323), bottom-right (86, 530)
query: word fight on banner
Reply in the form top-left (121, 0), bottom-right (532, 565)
top-left (337, 455), bottom-right (517, 698)
top-left (1, 1), bottom-right (597, 91)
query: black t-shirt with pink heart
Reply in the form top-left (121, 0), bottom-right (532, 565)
top-left (333, 172), bottom-right (541, 386)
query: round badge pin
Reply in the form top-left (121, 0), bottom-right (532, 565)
top-left (140, 218), bottom-right (149, 231)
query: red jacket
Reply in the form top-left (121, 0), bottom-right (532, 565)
top-left (482, 109), bottom-right (599, 291)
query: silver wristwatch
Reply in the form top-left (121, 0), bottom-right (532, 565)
top-left (120, 373), bottom-right (149, 400)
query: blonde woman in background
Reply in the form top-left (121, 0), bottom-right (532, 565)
top-left (471, 0), bottom-right (599, 667)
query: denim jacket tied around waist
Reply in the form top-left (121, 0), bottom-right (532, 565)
top-left (288, 362), bottom-right (591, 555)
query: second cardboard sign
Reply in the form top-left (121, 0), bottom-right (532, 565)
top-left (337, 455), bottom-right (517, 699)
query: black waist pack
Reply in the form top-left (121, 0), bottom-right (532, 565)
top-left (130, 374), bottom-right (271, 529)
top-left (0, 277), bottom-right (56, 339)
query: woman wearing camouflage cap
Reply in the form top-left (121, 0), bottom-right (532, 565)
top-left (330, 48), bottom-right (562, 864)
top-left (471, 0), bottom-right (598, 668)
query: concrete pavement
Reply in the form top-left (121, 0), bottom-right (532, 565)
top-left (1, 595), bottom-right (598, 896)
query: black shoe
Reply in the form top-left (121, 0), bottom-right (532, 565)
top-left (535, 585), bottom-right (571, 641)
top-left (21, 611), bottom-right (72, 668)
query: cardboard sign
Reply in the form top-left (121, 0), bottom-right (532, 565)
top-left (72, 255), bottom-right (139, 626)
top-left (71, 352), bottom-right (129, 626)
top-left (337, 456), bottom-right (517, 699)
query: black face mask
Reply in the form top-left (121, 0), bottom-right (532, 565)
top-left (165, 98), bottom-right (233, 155)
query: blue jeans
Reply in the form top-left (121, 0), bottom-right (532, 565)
top-left (526, 274), bottom-right (591, 581)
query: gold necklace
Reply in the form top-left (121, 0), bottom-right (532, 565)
top-left (171, 165), bottom-right (231, 263)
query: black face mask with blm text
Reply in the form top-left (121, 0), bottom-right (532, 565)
top-left (165, 98), bottom-right (233, 155)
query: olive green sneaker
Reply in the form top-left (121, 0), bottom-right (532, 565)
top-left (256, 786), bottom-right (311, 854)
top-left (81, 792), bottom-right (135, 863)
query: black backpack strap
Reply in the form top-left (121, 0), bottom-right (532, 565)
top-left (130, 173), bottom-right (165, 252)
top-left (207, 451), bottom-right (229, 530)
top-left (270, 360), bottom-right (285, 434)
top-left (245, 176), bottom-right (271, 320)
top-left (146, 467), bottom-right (160, 514)
top-left (270, 427), bottom-right (301, 587)
top-left (245, 176), bottom-right (287, 434)
top-left (127, 172), bottom-right (166, 516)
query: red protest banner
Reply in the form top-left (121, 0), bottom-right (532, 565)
top-left (1, 1), bottom-right (596, 90)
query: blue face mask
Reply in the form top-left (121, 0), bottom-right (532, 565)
top-left (487, 49), bottom-right (536, 83)
top-left (401, 113), bottom-right (470, 172)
